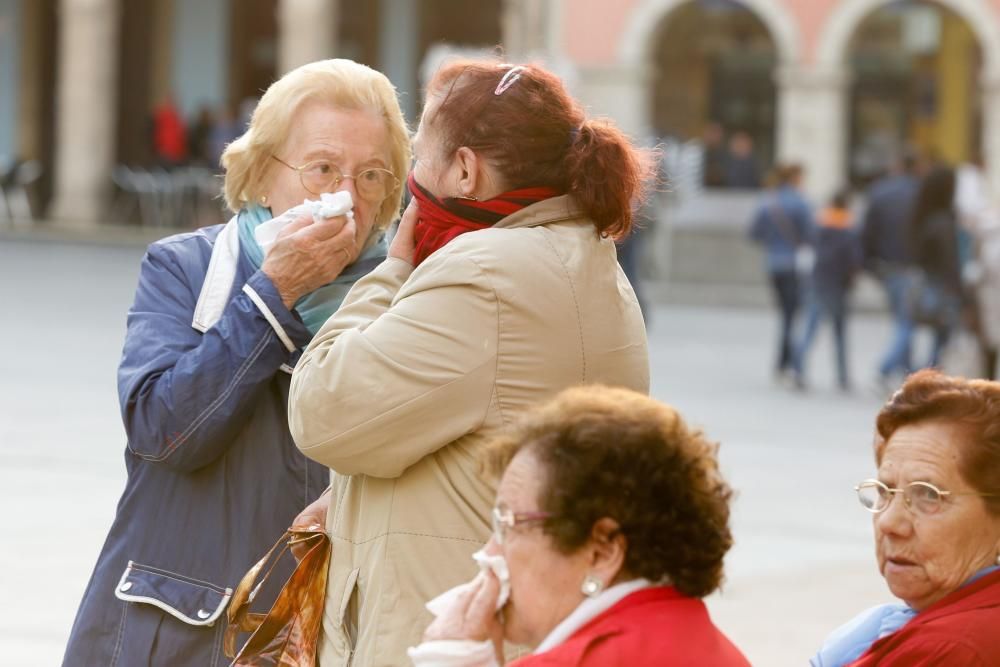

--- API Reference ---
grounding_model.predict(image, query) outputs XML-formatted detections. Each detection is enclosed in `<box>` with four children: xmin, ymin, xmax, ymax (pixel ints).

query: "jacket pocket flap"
<box><xmin>114</xmin><ymin>560</ymin><xmax>233</xmax><ymax>626</ymax></box>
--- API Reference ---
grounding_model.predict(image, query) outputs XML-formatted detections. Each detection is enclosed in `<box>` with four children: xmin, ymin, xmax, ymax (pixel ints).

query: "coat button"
<box><xmin>197</xmin><ymin>609</ymin><xmax>211</xmax><ymax>619</ymax></box>
<box><xmin>119</xmin><ymin>582</ymin><xmax>132</xmax><ymax>592</ymax></box>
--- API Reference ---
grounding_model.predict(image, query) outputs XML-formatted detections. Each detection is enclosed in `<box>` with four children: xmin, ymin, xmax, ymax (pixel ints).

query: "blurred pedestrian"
<box><xmin>151</xmin><ymin>94</ymin><xmax>188</xmax><ymax>168</ymax></box>
<box><xmin>208</xmin><ymin>105</ymin><xmax>241</xmax><ymax>169</ymax></box>
<box><xmin>861</xmin><ymin>153</ymin><xmax>921</xmax><ymax>386</ymax></box>
<box><xmin>702</xmin><ymin>121</ymin><xmax>727</xmax><ymax>188</ymax></box>
<box><xmin>288</xmin><ymin>59</ymin><xmax>651</xmax><ymax>666</ymax></box>
<box><xmin>61</xmin><ymin>59</ymin><xmax>410</xmax><ymax>667</ymax></box>
<box><xmin>725</xmin><ymin>130</ymin><xmax>762</xmax><ymax>189</ymax></box>
<box><xmin>793</xmin><ymin>189</ymin><xmax>862</xmax><ymax>391</ymax></box>
<box><xmin>909</xmin><ymin>166</ymin><xmax>962</xmax><ymax>370</ymax></box>
<box><xmin>186</xmin><ymin>105</ymin><xmax>216</xmax><ymax>167</ymax></box>
<box><xmin>749</xmin><ymin>163</ymin><xmax>814</xmax><ymax>382</ymax></box>
<box><xmin>956</xmin><ymin>159</ymin><xmax>1000</xmax><ymax>379</ymax></box>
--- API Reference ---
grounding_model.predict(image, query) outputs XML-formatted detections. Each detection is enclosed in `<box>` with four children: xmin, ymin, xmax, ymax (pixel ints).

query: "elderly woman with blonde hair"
<box><xmin>61</xmin><ymin>59</ymin><xmax>409</xmax><ymax>667</ymax></box>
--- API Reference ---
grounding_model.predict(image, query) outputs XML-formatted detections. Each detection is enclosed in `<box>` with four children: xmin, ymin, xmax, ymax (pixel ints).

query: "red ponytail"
<box><xmin>427</xmin><ymin>60</ymin><xmax>654</xmax><ymax>240</ymax></box>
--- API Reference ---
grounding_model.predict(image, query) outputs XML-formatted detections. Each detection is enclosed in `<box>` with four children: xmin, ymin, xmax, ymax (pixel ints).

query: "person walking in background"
<box><xmin>792</xmin><ymin>189</ymin><xmax>862</xmax><ymax>391</ymax></box>
<box><xmin>725</xmin><ymin>130</ymin><xmax>762</xmax><ymax>189</ymax></box>
<box><xmin>861</xmin><ymin>153</ymin><xmax>921</xmax><ymax>386</ymax></box>
<box><xmin>956</xmin><ymin>158</ymin><xmax>1000</xmax><ymax>379</ymax></box>
<box><xmin>186</xmin><ymin>105</ymin><xmax>216</xmax><ymax>167</ymax></box>
<box><xmin>702</xmin><ymin>121</ymin><xmax>727</xmax><ymax>188</ymax></box>
<box><xmin>750</xmin><ymin>163</ymin><xmax>814</xmax><ymax>383</ymax></box>
<box><xmin>151</xmin><ymin>94</ymin><xmax>188</xmax><ymax>168</ymax></box>
<box><xmin>909</xmin><ymin>166</ymin><xmax>963</xmax><ymax>370</ymax></box>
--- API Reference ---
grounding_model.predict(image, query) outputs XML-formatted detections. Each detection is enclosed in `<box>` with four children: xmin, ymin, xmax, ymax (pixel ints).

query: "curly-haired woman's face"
<box><xmin>487</xmin><ymin>449</ymin><xmax>592</xmax><ymax>648</ymax></box>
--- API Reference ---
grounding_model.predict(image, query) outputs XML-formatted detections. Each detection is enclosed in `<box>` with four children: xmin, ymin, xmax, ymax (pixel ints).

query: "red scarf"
<box><xmin>408</xmin><ymin>173</ymin><xmax>559</xmax><ymax>266</ymax></box>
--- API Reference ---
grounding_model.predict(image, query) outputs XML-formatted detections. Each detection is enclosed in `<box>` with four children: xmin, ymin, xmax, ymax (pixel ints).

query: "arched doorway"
<box><xmin>846</xmin><ymin>1</ymin><xmax>983</xmax><ymax>185</ymax></box>
<box><xmin>816</xmin><ymin>0</ymin><xmax>1000</xmax><ymax>194</ymax></box>
<box><xmin>649</xmin><ymin>0</ymin><xmax>779</xmax><ymax>188</ymax></box>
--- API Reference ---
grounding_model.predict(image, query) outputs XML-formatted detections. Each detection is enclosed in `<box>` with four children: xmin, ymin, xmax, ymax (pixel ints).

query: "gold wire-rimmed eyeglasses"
<box><xmin>270</xmin><ymin>155</ymin><xmax>398</xmax><ymax>203</ymax></box>
<box><xmin>855</xmin><ymin>478</ymin><xmax>997</xmax><ymax>516</ymax></box>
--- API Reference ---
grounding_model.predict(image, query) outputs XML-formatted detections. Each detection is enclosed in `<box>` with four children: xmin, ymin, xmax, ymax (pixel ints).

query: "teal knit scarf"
<box><xmin>237</xmin><ymin>204</ymin><xmax>387</xmax><ymax>336</ymax></box>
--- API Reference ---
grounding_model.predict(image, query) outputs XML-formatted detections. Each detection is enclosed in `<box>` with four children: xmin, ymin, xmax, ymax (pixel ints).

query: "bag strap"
<box><xmin>223</xmin><ymin>525</ymin><xmax>328</xmax><ymax>658</ymax></box>
<box><xmin>769</xmin><ymin>195</ymin><xmax>803</xmax><ymax>247</ymax></box>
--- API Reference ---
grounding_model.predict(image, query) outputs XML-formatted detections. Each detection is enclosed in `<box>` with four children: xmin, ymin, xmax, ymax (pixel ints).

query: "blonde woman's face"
<box><xmin>266</xmin><ymin>101</ymin><xmax>393</xmax><ymax>241</ymax></box>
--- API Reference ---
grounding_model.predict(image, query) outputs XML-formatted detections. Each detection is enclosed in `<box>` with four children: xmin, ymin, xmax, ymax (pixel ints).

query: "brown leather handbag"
<box><xmin>224</xmin><ymin>524</ymin><xmax>331</xmax><ymax>666</ymax></box>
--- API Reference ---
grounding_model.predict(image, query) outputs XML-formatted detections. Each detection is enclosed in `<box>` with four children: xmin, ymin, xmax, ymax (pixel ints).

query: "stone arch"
<box><xmin>618</xmin><ymin>0</ymin><xmax>801</xmax><ymax>69</ymax></box>
<box><xmin>816</xmin><ymin>0</ymin><xmax>1000</xmax><ymax>78</ymax></box>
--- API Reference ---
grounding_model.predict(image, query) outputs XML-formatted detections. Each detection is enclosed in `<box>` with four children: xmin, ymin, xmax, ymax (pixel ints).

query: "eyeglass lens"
<box><xmin>857</xmin><ymin>481</ymin><xmax>944</xmax><ymax>514</ymax></box>
<box><xmin>299</xmin><ymin>161</ymin><xmax>394</xmax><ymax>201</ymax></box>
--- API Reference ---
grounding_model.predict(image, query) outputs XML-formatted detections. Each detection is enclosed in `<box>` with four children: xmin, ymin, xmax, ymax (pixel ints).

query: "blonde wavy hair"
<box><xmin>221</xmin><ymin>59</ymin><xmax>411</xmax><ymax>229</ymax></box>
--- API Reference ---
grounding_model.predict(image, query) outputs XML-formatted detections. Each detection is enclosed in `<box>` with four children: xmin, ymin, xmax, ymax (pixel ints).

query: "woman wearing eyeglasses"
<box><xmin>812</xmin><ymin>370</ymin><xmax>1000</xmax><ymax>666</ymax></box>
<box><xmin>407</xmin><ymin>385</ymin><xmax>749</xmax><ymax>666</ymax></box>
<box><xmin>288</xmin><ymin>60</ymin><xmax>650</xmax><ymax>665</ymax></box>
<box><xmin>62</xmin><ymin>60</ymin><xmax>409</xmax><ymax>666</ymax></box>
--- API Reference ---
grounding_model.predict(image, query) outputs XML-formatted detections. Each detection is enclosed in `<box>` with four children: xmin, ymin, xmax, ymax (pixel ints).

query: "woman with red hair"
<box><xmin>288</xmin><ymin>60</ymin><xmax>652</xmax><ymax>665</ymax></box>
<box><xmin>814</xmin><ymin>370</ymin><xmax>1000</xmax><ymax>665</ymax></box>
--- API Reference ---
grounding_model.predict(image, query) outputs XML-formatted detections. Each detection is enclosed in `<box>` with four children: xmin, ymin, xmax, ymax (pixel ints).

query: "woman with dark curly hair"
<box><xmin>408</xmin><ymin>385</ymin><xmax>749</xmax><ymax>666</ymax></box>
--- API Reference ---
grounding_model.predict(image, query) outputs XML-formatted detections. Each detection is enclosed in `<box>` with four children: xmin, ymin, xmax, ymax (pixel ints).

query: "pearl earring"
<box><xmin>581</xmin><ymin>574</ymin><xmax>604</xmax><ymax>598</ymax></box>
<box><xmin>259</xmin><ymin>194</ymin><xmax>268</xmax><ymax>205</ymax></box>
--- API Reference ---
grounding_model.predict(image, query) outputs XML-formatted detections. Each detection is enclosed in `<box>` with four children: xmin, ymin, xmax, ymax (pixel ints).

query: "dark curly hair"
<box><xmin>875</xmin><ymin>369</ymin><xmax>1000</xmax><ymax>515</ymax></box>
<box><xmin>485</xmin><ymin>385</ymin><xmax>734</xmax><ymax>598</ymax></box>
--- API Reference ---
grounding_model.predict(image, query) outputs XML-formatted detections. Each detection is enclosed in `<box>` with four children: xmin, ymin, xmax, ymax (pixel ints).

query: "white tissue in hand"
<box><xmin>425</xmin><ymin>549</ymin><xmax>511</xmax><ymax>617</ymax></box>
<box><xmin>255</xmin><ymin>191</ymin><xmax>355</xmax><ymax>254</ymax></box>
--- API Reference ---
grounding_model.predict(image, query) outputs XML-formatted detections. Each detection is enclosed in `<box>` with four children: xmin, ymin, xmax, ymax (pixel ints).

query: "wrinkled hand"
<box><xmin>388</xmin><ymin>199</ymin><xmax>418</xmax><ymax>266</ymax></box>
<box><xmin>423</xmin><ymin>571</ymin><xmax>503</xmax><ymax>651</ymax></box>
<box><xmin>289</xmin><ymin>489</ymin><xmax>331</xmax><ymax>562</ymax></box>
<box><xmin>263</xmin><ymin>212</ymin><xmax>359</xmax><ymax>308</ymax></box>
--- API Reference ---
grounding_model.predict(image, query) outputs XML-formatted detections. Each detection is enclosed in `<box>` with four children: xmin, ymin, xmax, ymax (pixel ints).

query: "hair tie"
<box><xmin>495</xmin><ymin>65</ymin><xmax>526</xmax><ymax>96</ymax></box>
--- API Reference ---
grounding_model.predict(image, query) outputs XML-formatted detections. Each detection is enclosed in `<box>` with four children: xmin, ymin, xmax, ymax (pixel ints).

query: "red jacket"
<box><xmin>849</xmin><ymin>569</ymin><xmax>1000</xmax><ymax>666</ymax></box>
<box><xmin>510</xmin><ymin>586</ymin><xmax>749</xmax><ymax>666</ymax></box>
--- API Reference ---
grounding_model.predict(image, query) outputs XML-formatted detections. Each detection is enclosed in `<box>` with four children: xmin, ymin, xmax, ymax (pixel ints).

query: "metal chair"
<box><xmin>1</xmin><ymin>160</ymin><xmax>43</xmax><ymax>224</ymax></box>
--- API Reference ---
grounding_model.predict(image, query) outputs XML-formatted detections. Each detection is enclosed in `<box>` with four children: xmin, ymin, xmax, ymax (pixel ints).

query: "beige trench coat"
<box><xmin>288</xmin><ymin>195</ymin><xmax>649</xmax><ymax>666</ymax></box>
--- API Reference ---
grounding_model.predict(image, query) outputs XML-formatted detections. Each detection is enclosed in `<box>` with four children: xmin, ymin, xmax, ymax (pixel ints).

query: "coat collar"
<box><xmin>493</xmin><ymin>194</ymin><xmax>585</xmax><ymax>231</ymax></box>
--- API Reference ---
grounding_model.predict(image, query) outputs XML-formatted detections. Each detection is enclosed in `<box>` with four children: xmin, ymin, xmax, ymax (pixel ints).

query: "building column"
<box><xmin>277</xmin><ymin>0</ymin><xmax>337</xmax><ymax>75</ymax></box>
<box><xmin>574</xmin><ymin>64</ymin><xmax>652</xmax><ymax>139</ymax></box>
<box><xmin>502</xmin><ymin>0</ymin><xmax>551</xmax><ymax>61</ymax></box>
<box><xmin>775</xmin><ymin>65</ymin><xmax>850</xmax><ymax>202</ymax></box>
<box><xmin>0</xmin><ymin>0</ymin><xmax>21</xmax><ymax>162</ymax></box>
<box><xmin>50</xmin><ymin>0</ymin><xmax>121</xmax><ymax>224</ymax></box>
<box><xmin>378</xmin><ymin>0</ymin><xmax>418</xmax><ymax>120</ymax></box>
<box><xmin>982</xmin><ymin>72</ymin><xmax>1000</xmax><ymax>201</ymax></box>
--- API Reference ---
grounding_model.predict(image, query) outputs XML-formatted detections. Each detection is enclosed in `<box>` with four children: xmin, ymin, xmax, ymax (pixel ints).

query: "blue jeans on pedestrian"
<box><xmin>878</xmin><ymin>269</ymin><xmax>914</xmax><ymax>377</ymax></box>
<box><xmin>794</xmin><ymin>286</ymin><xmax>849</xmax><ymax>388</ymax></box>
<box><xmin>770</xmin><ymin>270</ymin><xmax>801</xmax><ymax>373</ymax></box>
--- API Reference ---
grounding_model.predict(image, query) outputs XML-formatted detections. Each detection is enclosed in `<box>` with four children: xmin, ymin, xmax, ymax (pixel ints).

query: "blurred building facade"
<box><xmin>1</xmin><ymin>0</ymin><xmax>999</xmax><ymax>225</ymax></box>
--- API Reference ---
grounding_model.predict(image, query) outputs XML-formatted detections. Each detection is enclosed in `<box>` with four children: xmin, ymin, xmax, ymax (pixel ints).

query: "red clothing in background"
<box><xmin>511</xmin><ymin>586</ymin><xmax>750</xmax><ymax>667</ymax></box>
<box><xmin>849</xmin><ymin>569</ymin><xmax>1000</xmax><ymax>666</ymax></box>
<box><xmin>153</xmin><ymin>101</ymin><xmax>187</xmax><ymax>164</ymax></box>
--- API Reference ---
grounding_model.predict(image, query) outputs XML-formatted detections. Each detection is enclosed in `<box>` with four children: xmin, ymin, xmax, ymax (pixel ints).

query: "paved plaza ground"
<box><xmin>1</xmin><ymin>236</ymin><xmax>912</xmax><ymax>665</ymax></box>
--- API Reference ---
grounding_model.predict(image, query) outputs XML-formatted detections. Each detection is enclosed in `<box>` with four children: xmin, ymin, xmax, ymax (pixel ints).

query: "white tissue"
<box><xmin>255</xmin><ymin>191</ymin><xmax>354</xmax><ymax>255</ymax></box>
<box><xmin>426</xmin><ymin>549</ymin><xmax>511</xmax><ymax>617</ymax></box>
